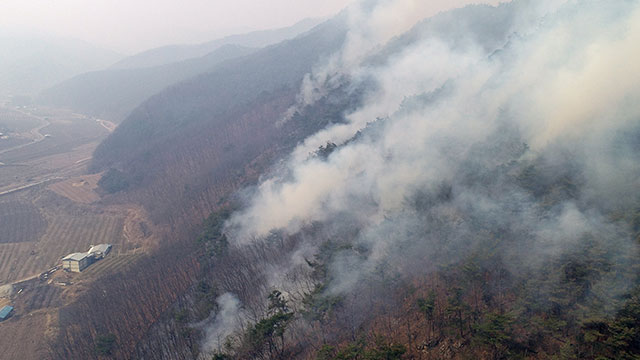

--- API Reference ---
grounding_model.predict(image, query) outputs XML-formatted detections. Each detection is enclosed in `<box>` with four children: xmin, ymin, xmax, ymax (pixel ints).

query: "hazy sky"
<box><xmin>0</xmin><ymin>0</ymin><xmax>352</xmax><ymax>54</ymax></box>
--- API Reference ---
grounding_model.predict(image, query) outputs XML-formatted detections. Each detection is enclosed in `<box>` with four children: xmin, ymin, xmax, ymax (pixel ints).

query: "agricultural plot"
<box><xmin>0</xmin><ymin>214</ymin><xmax>125</xmax><ymax>283</ymax></box>
<box><xmin>0</xmin><ymin>108</ymin><xmax>42</xmax><ymax>152</ymax></box>
<box><xmin>0</xmin><ymin>107</ymin><xmax>41</xmax><ymax>133</ymax></box>
<box><xmin>0</xmin><ymin>200</ymin><xmax>47</xmax><ymax>243</ymax></box>
<box><xmin>0</xmin><ymin>115</ymin><xmax>107</xmax><ymax>164</ymax></box>
<box><xmin>48</xmin><ymin>173</ymin><xmax>102</xmax><ymax>204</ymax></box>
<box><xmin>0</xmin><ymin>243</ymin><xmax>34</xmax><ymax>284</ymax></box>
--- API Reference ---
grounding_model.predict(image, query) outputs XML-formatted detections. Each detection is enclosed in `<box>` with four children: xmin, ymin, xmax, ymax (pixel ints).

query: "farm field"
<box><xmin>0</xmin><ymin>105</ymin><xmax>138</xmax><ymax>285</ymax></box>
<box><xmin>0</xmin><ymin>211</ymin><xmax>125</xmax><ymax>283</ymax></box>
<box><xmin>0</xmin><ymin>112</ymin><xmax>108</xmax><ymax>164</ymax></box>
<box><xmin>0</xmin><ymin>104</ymin><xmax>154</xmax><ymax>360</ymax></box>
<box><xmin>0</xmin><ymin>137</ymin><xmax>30</xmax><ymax>152</ymax></box>
<box><xmin>48</xmin><ymin>173</ymin><xmax>101</xmax><ymax>203</ymax></box>
<box><xmin>0</xmin><ymin>105</ymin><xmax>107</xmax><ymax>191</ymax></box>
<box><xmin>0</xmin><ymin>108</ymin><xmax>43</xmax><ymax>152</ymax></box>
<box><xmin>0</xmin><ymin>107</ymin><xmax>41</xmax><ymax>133</ymax></box>
<box><xmin>0</xmin><ymin>105</ymin><xmax>155</xmax><ymax>359</ymax></box>
<box><xmin>0</xmin><ymin>200</ymin><xmax>47</xmax><ymax>243</ymax></box>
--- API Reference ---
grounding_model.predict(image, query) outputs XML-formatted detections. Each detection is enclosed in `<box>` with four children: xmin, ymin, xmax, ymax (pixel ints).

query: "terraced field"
<box><xmin>0</xmin><ymin>214</ymin><xmax>125</xmax><ymax>283</ymax></box>
<box><xmin>0</xmin><ymin>200</ymin><xmax>47</xmax><ymax>243</ymax></box>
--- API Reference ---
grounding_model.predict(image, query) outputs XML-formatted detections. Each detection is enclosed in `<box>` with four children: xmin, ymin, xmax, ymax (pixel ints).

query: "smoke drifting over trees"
<box><xmin>195</xmin><ymin>0</ymin><xmax>640</xmax><ymax>358</ymax></box>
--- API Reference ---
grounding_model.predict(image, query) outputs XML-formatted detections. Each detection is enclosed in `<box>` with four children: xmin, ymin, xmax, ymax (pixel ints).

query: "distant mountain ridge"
<box><xmin>37</xmin><ymin>17</ymin><xmax>326</xmax><ymax>122</ymax></box>
<box><xmin>109</xmin><ymin>18</ymin><xmax>324</xmax><ymax>70</ymax></box>
<box><xmin>0</xmin><ymin>34</ymin><xmax>122</xmax><ymax>96</ymax></box>
<box><xmin>38</xmin><ymin>44</ymin><xmax>256</xmax><ymax>122</ymax></box>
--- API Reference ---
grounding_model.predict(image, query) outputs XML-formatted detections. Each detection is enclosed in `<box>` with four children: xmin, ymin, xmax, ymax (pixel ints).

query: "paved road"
<box><xmin>0</xmin><ymin>177</ymin><xmax>63</xmax><ymax>197</ymax></box>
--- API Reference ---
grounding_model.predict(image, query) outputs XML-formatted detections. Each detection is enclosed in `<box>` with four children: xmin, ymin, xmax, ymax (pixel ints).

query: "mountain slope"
<box><xmin>38</xmin><ymin>44</ymin><xmax>256</xmax><ymax>122</ymax></box>
<box><xmin>54</xmin><ymin>1</ymin><xmax>640</xmax><ymax>359</ymax></box>
<box><xmin>46</xmin><ymin>16</ymin><xmax>353</xmax><ymax>359</ymax></box>
<box><xmin>90</xmin><ymin>16</ymin><xmax>349</xmax><ymax>217</ymax></box>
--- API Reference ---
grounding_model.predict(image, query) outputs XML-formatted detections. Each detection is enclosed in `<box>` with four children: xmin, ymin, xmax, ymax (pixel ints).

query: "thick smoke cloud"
<box><xmin>228</xmin><ymin>0</ymin><xmax>640</xmax><ymax>241</ymax></box>
<box><xmin>212</xmin><ymin>0</ymin><xmax>640</xmax><ymax>350</ymax></box>
<box><xmin>283</xmin><ymin>0</ymin><xmax>504</xmax><ymax>124</ymax></box>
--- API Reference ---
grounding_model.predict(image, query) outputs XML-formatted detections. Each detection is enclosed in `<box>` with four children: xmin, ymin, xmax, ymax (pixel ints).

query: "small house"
<box><xmin>0</xmin><ymin>306</ymin><xmax>13</xmax><ymax>321</ymax></box>
<box><xmin>62</xmin><ymin>252</ymin><xmax>93</xmax><ymax>272</ymax></box>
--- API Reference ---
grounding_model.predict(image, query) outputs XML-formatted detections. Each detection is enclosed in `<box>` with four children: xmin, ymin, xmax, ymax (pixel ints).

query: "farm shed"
<box><xmin>88</xmin><ymin>244</ymin><xmax>112</xmax><ymax>259</ymax></box>
<box><xmin>0</xmin><ymin>305</ymin><xmax>13</xmax><ymax>321</ymax></box>
<box><xmin>62</xmin><ymin>252</ymin><xmax>93</xmax><ymax>272</ymax></box>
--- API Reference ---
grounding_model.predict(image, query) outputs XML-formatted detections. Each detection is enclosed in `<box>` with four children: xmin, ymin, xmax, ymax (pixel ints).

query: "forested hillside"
<box><xmin>172</xmin><ymin>1</ymin><xmax>640</xmax><ymax>359</ymax></box>
<box><xmin>89</xmin><ymin>15</ymin><xmax>350</xmax><ymax>228</ymax></box>
<box><xmin>39</xmin><ymin>16</ymin><xmax>353</xmax><ymax>359</ymax></box>
<box><xmin>70</xmin><ymin>1</ymin><xmax>640</xmax><ymax>359</ymax></box>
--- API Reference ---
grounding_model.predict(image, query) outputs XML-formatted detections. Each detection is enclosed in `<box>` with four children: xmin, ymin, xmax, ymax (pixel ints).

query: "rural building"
<box><xmin>61</xmin><ymin>244</ymin><xmax>112</xmax><ymax>272</ymax></box>
<box><xmin>62</xmin><ymin>252</ymin><xmax>93</xmax><ymax>272</ymax></box>
<box><xmin>0</xmin><ymin>305</ymin><xmax>13</xmax><ymax>321</ymax></box>
<box><xmin>88</xmin><ymin>244</ymin><xmax>112</xmax><ymax>259</ymax></box>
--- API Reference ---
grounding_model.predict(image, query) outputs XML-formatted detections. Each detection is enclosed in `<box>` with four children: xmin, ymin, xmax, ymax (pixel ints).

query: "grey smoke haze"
<box><xmin>227</xmin><ymin>0</ymin><xmax>640</xmax><ymax>241</ymax></box>
<box><xmin>217</xmin><ymin>0</ymin><xmax>639</xmax><ymax>317</ymax></box>
<box><xmin>0</xmin><ymin>0</ymin><xmax>352</xmax><ymax>53</ymax></box>
<box><xmin>196</xmin><ymin>0</ymin><xmax>640</xmax><ymax>352</ymax></box>
<box><xmin>198</xmin><ymin>293</ymin><xmax>246</xmax><ymax>357</ymax></box>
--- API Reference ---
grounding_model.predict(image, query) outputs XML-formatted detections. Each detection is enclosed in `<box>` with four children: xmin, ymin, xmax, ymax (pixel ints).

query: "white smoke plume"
<box><xmin>198</xmin><ymin>293</ymin><xmax>246</xmax><ymax>356</ymax></box>
<box><xmin>206</xmin><ymin>6</ymin><xmax>640</xmax><ymax>355</ymax></box>
<box><xmin>281</xmin><ymin>0</ymin><xmax>507</xmax><ymax>125</ymax></box>
<box><xmin>227</xmin><ymin>0</ymin><xmax>640</xmax><ymax>245</ymax></box>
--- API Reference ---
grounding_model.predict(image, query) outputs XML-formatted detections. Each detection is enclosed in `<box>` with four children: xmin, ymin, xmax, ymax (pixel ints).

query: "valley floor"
<box><xmin>0</xmin><ymin>105</ymin><xmax>155</xmax><ymax>359</ymax></box>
